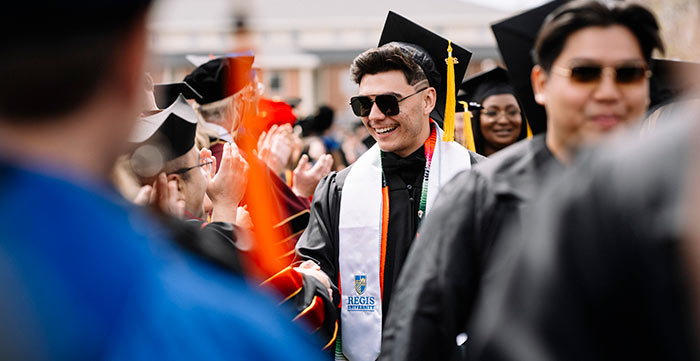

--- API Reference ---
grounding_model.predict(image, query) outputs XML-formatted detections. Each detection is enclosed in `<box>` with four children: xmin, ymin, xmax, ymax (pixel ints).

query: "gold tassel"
<box><xmin>525</xmin><ymin>118</ymin><xmax>533</xmax><ymax>139</ymax></box>
<box><xmin>459</xmin><ymin>101</ymin><xmax>476</xmax><ymax>152</ymax></box>
<box><xmin>442</xmin><ymin>41</ymin><xmax>456</xmax><ymax>142</ymax></box>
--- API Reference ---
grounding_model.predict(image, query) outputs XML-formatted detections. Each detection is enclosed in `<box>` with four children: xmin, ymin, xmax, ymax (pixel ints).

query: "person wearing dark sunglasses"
<box><xmin>379</xmin><ymin>1</ymin><xmax>666</xmax><ymax>360</ymax></box>
<box><xmin>530</xmin><ymin>0</ymin><xmax>663</xmax><ymax>164</ymax></box>
<box><xmin>292</xmin><ymin>12</ymin><xmax>485</xmax><ymax>360</ymax></box>
<box><xmin>349</xmin><ymin>86</ymin><xmax>428</xmax><ymax>118</ymax></box>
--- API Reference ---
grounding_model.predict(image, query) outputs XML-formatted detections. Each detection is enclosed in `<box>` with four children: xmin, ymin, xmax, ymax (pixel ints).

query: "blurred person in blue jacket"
<box><xmin>0</xmin><ymin>1</ymin><xmax>325</xmax><ymax>360</ymax></box>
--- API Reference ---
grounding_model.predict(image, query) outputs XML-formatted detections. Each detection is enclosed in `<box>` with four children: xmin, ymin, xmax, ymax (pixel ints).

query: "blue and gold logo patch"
<box><xmin>348</xmin><ymin>274</ymin><xmax>375</xmax><ymax>312</ymax></box>
<box><xmin>354</xmin><ymin>274</ymin><xmax>367</xmax><ymax>295</ymax></box>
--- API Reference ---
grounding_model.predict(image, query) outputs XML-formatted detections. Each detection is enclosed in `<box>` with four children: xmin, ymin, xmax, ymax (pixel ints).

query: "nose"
<box><xmin>367</xmin><ymin>101</ymin><xmax>386</xmax><ymax>122</ymax></box>
<box><xmin>592</xmin><ymin>68</ymin><xmax>622</xmax><ymax>102</ymax></box>
<box><xmin>494</xmin><ymin>112</ymin><xmax>510</xmax><ymax>124</ymax></box>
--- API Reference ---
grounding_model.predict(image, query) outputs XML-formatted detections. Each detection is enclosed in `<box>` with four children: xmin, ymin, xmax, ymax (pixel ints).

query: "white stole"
<box><xmin>338</xmin><ymin>127</ymin><xmax>471</xmax><ymax>361</ymax></box>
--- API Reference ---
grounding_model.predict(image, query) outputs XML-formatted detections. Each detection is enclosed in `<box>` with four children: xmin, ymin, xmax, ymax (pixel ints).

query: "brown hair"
<box><xmin>534</xmin><ymin>0</ymin><xmax>664</xmax><ymax>72</ymax></box>
<box><xmin>350</xmin><ymin>43</ymin><xmax>428</xmax><ymax>86</ymax></box>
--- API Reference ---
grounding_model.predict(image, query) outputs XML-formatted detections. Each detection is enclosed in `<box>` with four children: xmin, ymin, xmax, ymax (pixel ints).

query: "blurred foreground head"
<box><xmin>0</xmin><ymin>0</ymin><xmax>153</xmax><ymax>176</ymax></box>
<box><xmin>531</xmin><ymin>0</ymin><xmax>663</xmax><ymax>161</ymax></box>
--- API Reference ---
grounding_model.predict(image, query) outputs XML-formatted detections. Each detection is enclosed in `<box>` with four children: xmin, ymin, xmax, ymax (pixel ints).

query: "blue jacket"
<box><xmin>0</xmin><ymin>163</ymin><xmax>324</xmax><ymax>361</ymax></box>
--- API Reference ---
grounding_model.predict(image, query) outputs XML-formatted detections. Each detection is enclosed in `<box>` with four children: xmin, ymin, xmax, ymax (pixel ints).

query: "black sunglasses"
<box><xmin>169</xmin><ymin>160</ymin><xmax>214</xmax><ymax>175</ymax></box>
<box><xmin>552</xmin><ymin>64</ymin><xmax>652</xmax><ymax>84</ymax></box>
<box><xmin>350</xmin><ymin>87</ymin><xmax>428</xmax><ymax>117</ymax></box>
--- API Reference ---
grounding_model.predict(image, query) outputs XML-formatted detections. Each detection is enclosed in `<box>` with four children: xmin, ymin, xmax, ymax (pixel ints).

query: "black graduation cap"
<box><xmin>491</xmin><ymin>0</ymin><xmax>568</xmax><ymax>135</ymax></box>
<box><xmin>184</xmin><ymin>51</ymin><xmax>255</xmax><ymax>105</ymax></box>
<box><xmin>458</xmin><ymin>67</ymin><xmax>516</xmax><ymax>109</ymax></box>
<box><xmin>455</xmin><ymin>67</ymin><xmax>530</xmax><ymax>153</ymax></box>
<box><xmin>153</xmin><ymin>82</ymin><xmax>203</xmax><ymax>109</ymax></box>
<box><xmin>129</xmin><ymin>94</ymin><xmax>198</xmax><ymax>165</ymax></box>
<box><xmin>649</xmin><ymin>59</ymin><xmax>700</xmax><ymax>113</ymax></box>
<box><xmin>455</xmin><ymin>84</ymin><xmax>479</xmax><ymax>112</ymax></box>
<box><xmin>378</xmin><ymin>11</ymin><xmax>472</xmax><ymax>126</ymax></box>
<box><xmin>492</xmin><ymin>0</ymin><xmax>692</xmax><ymax>133</ymax></box>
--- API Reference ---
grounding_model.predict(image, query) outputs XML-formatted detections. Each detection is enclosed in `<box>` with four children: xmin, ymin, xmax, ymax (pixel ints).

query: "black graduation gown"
<box><xmin>164</xmin><ymin>216</ymin><xmax>247</xmax><ymax>274</ymax></box>
<box><xmin>295</xmin><ymin>146</ymin><xmax>485</xmax><ymax>344</ymax></box>
<box><xmin>379</xmin><ymin>135</ymin><xmax>563</xmax><ymax>361</ymax></box>
<box><xmin>467</xmin><ymin>117</ymin><xmax>699</xmax><ymax>361</ymax></box>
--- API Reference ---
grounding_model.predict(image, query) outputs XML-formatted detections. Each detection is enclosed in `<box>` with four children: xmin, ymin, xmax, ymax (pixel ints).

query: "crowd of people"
<box><xmin>3</xmin><ymin>0</ymin><xmax>700</xmax><ymax>360</ymax></box>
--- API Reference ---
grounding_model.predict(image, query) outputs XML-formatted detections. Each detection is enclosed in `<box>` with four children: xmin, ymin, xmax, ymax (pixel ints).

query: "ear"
<box><xmin>531</xmin><ymin>65</ymin><xmax>548</xmax><ymax>106</ymax></box>
<box><xmin>167</xmin><ymin>173</ymin><xmax>184</xmax><ymax>192</ymax></box>
<box><xmin>423</xmin><ymin>87</ymin><xmax>437</xmax><ymax>116</ymax></box>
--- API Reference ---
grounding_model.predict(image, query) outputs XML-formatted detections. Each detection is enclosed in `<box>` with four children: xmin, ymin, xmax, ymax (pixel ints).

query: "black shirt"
<box><xmin>381</xmin><ymin>146</ymin><xmax>426</xmax><ymax>321</ymax></box>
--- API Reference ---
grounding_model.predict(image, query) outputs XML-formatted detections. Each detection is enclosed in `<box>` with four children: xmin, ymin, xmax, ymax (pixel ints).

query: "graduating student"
<box><xmin>293</xmin><ymin>11</ymin><xmax>483</xmax><ymax>361</ymax></box>
<box><xmin>456</xmin><ymin>67</ymin><xmax>529</xmax><ymax>157</ymax></box>
<box><xmin>466</xmin><ymin>101</ymin><xmax>700</xmax><ymax>361</ymax></box>
<box><xmin>380</xmin><ymin>1</ymin><xmax>665</xmax><ymax>360</ymax></box>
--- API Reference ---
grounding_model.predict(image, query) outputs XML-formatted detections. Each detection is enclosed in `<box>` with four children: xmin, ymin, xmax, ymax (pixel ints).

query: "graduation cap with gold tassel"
<box><xmin>456</xmin><ymin>67</ymin><xmax>531</xmax><ymax>154</ymax></box>
<box><xmin>443</xmin><ymin>41</ymin><xmax>457</xmax><ymax>142</ymax></box>
<box><xmin>378</xmin><ymin>11</ymin><xmax>471</xmax><ymax>141</ymax></box>
<box><xmin>457</xmin><ymin>101</ymin><xmax>477</xmax><ymax>151</ymax></box>
<box><xmin>490</xmin><ymin>0</ymin><xmax>568</xmax><ymax>134</ymax></box>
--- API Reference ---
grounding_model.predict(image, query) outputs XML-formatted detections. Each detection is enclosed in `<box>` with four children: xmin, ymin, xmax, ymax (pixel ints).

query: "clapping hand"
<box><xmin>292</xmin><ymin>154</ymin><xmax>333</xmax><ymax>197</ymax></box>
<box><xmin>133</xmin><ymin>172</ymin><xmax>186</xmax><ymax>218</ymax></box>
<box><xmin>257</xmin><ymin>124</ymin><xmax>294</xmax><ymax>175</ymax></box>
<box><xmin>206</xmin><ymin>142</ymin><xmax>249</xmax><ymax>223</ymax></box>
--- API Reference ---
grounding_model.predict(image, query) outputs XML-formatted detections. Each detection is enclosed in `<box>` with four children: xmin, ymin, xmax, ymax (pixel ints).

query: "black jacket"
<box><xmin>380</xmin><ymin>135</ymin><xmax>563</xmax><ymax>361</ymax></box>
<box><xmin>468</xmin><ymin>117</ymin><xmax>699</xmax><ymax>361</ymax></box>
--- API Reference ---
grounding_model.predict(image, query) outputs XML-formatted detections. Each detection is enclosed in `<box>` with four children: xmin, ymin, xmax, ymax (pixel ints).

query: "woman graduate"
<box><xmin>456</xmin><ymin>66</ymin><xmax>529</xmax><ymax>157</ymax></box>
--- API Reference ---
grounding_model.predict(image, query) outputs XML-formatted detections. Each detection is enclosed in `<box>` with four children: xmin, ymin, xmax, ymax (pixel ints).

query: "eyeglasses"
<box><xmin>349</xmin><ymin>87</ymin><xmax>428</xmax><ymax>117</ymax></box>
<box><xmin>169</xmin><ymin>160</ymin><xmax>214</xmax><ymax>175</ymax></box>
<box><xmin>551</xmin><ymin>64</ymin><xmax>652</xmax><ymax>84</ymax></box>
<box><xmin>481</xmin><ymin>108</ymin><xmax>521</xmax><ymax>120</ymax></box>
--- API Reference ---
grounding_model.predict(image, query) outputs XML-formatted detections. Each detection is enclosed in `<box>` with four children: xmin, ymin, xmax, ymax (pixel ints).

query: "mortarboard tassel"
<box><xmin>525</xmin><ymin>118</ymin><xmax>533</xmax><ymax>139</ymax></box>
<box><xmin>442</xmin><ymin>41</ymin><xmax>456</xmax><ymax>142</ymax></box>
<box><xmin>459</xmin><ymin>101</ymin><xmax>476</xmax><ymax>152</ymax></box>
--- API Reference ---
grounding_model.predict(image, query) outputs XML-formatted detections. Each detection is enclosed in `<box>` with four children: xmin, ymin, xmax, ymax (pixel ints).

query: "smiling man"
<box><xmin>379</xmin><ymin>1</ymin><xmax>666</xmax><ymax>360</ymax></box>
<box><xmin>293</xmin><ymin>12</ymin><xmax>484</xmax><ymax>361</ymax></box>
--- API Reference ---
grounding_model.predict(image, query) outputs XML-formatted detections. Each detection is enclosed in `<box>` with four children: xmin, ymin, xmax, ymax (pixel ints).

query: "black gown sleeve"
<box><xmin>380</xmin><ymin>169</ymin><xmax>502</xmax><ymax>361</ymax></box>
<box><xmin>168</xmin><ymin>218</ymin><xmax>245</xmax><ymax>274</ymax></box>
<box><xmin>469</xmin><ymin>141</ymin><xmax>697</xmax><ymax>361</ymax></box>
<box><xmin>468</xmin><ymin>149</ymin><xmax>488</xmax><ymax>165</ymax></box>
<box><xmin>295</xmin><ymin>169</ymin><xmax>347</xmax><ymax>310</ymax></box>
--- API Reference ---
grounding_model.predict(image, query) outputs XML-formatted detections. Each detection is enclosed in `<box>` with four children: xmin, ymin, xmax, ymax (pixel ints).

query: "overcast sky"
<box><xmin>458</xmin><ymin>0</ymin><xmax>547</xmax><ymax>11</ymax></box>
